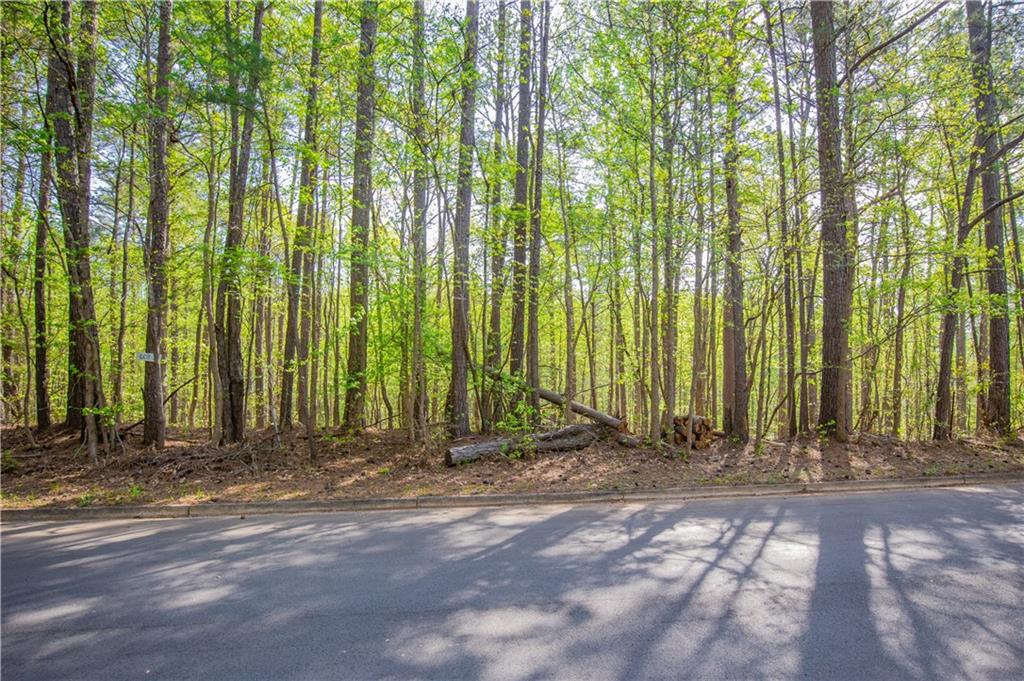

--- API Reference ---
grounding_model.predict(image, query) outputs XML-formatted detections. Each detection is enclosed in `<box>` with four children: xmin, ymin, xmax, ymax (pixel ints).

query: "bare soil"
<box><xmin>2</xmin><ymin>425</ymin><xmax>1022</xmax><ymax>510</ymax></box>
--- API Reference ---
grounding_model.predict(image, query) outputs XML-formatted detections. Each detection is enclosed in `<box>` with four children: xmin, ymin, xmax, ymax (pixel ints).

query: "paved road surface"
<box><xmin>3</xmin><ymin>485</ymin><xmax>1022</xmax><ymax>680</ymax></box>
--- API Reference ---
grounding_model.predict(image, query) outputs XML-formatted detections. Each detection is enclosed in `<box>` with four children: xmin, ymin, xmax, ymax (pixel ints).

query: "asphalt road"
<box><xmin>3</xmin><ymin>484</ymin><xmax>1022</xmax><ymax>681</ymax></box>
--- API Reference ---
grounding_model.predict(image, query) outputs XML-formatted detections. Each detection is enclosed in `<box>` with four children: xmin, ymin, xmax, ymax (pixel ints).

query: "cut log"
<box><xmin>445</xmin><ymin>424</ymin><xmax>600</xmax><ymax>466</ymax></box>
<box><xmin>536</xmin><ymin>387</ymin><xmax>627</xmax><ymax>431</ymax></box>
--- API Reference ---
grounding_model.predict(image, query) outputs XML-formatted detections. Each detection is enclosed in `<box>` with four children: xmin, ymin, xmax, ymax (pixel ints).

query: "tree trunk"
<box><xmin>446</xmin><ymin>424</ymin><xmax>600</xmax><ymax>466</ymax></box>
<box><xmin>967</xmin><ymin>0</ymin><xmax>1010</xmax><ymax>435</ymax></box>
<box><xmin>280</xmin><ymin>0</ymin><xmax>322</xmax><ymax>429</ymax></box>
<box><xmin>722</xmin><ymin>23</ymin><xmax>748</xmax><ymax>443</ymax></box>
<box><xmin>763</xmin><ymin>0</ymin><xmax>796</xmax><ymax>438</ymax></box>
<box><xmin>448</xmin><ymin>0</ymin><xmax>479</xmax><ymax>438</ymax></box>
<box><xmin>46</xmin><ymin>0</ymin><xmax>107</xmax><ymax>461</ymax></box>
<box><xmin>410</xmin><ymin>0</ymin><xmax>429</xmax><ymax>440</ymax></box>
<box><xmin>482</xmin><ymin>0</ymin><xmax>508</xmax><ymax>433</ymax></box>
<box><xmin>525</xmin><ymin>0</ymin><xmax>549</xmax><ymax>420</ymax></box>
<box><xmin>142</xmin><ymin>0</ymin><xmax>173</xmax><ymax>448</ymax></box>
<box><xmin>342</xmin><ymin>0</ymin><xmax>378</xmax><ymax>433</ymax></box>
<box><xmin>508</xmin><ymin>0</ymin><xmax>532</xmax><ymax>386</ymax></box>
<box><xmin>811</xmin><ymin>0</ymin><xmax>850</xmax><ymax>441</ymax></box>
<box><xmin>215</xmin><ymin>0</ymin><xmax>264</xmax><ymax>443</ymax></box>
<box><xmin>33</xmin><ymin>136</ymin><xmax>52</xmax><ymax>430</ymax></box>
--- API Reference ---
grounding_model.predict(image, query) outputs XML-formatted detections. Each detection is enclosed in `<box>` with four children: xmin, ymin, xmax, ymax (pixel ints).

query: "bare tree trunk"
<box><xmin>342</xmin><ymin>0</ymin><xmax>378</xmax><ymax>433</ymax></box>
<box><xmin>280</xmin><ymin>0</ymin><xmax>322</xmax><ymax>430</ymax></box>
<box><xmin>142</xmin><ymin>0</ymin><xmax>173</xmax><ymax>448</ymax></box>
<box><xmin>33</xmin><ymin>135</ymin><xmax>52</xmax><ymax>430</ymax></box>
<box><xmin>646</xmin><ymin>23</ymin><xmax>661</xmax><ymax>444</ymax></box>
<box><xmin>525</xmin><ymin>0</ymin><xmax>549</xmax><ymax>422</ymax></box>
<box><xmin>410</xmin><ymin>0</ymin><xmax>429</xmax><ymax>440</ymax></box>
<box><xmin>46</xmin><ymin>0</ymin><xmax>107</xmax><ymax>461</ymax></box>
<box><xmin>554</xmin><ymin>110</ymin><xmax>576</xmax><ymax>422</ymax></box>
<box><xmin>811</xmin><ymin>0</ymin><xmax>850</xmax><ymax>441</ymax></box>
<box><xmin>967</xmin><ymin>0</ymin><xmax>1010</xmax><ymax>435</ymax></box>
<box><xmin>891</xmin><ymin>177</ymin><xmax>913</xmax><ymax>437</ymax></box>
<box><xmin>508</xmin><ymin>0</ymin><xmax>532</xmax><ymax>388</ymax></box>
<box><xmin>215</xmin><ymin>0</ymin><xmax>264</xmax><ymax>443</ymax></box>
<box><xmin>482</xmin><ymin>0</ymin><xmax>508</xmax><ymax>433</ymax></box>
<box><xmin>763</xmin><ymin>0</ymin><xmax>796</xmax><ymax>438</ymax></box>
<box><xmin>448</xmin><ymin>0</ymin><xmax>479</xmax><ymax>438</ymax></box>
<box><xmin>722</xmin><ymin>22</ymin><xmax>748</xmax><ymax>443</ymax></box>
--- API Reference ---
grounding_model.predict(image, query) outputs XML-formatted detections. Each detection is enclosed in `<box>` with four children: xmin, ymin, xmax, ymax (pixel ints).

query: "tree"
<box><xmin>142</xmin><ymin>0</ymin><xmax>174</xmax><ymax>448</ymax></box>
<box><xmin>342</xmin><ymin>0</ymin><xmax>378</xmax><ymax>433</ymax></box>
<box><xmin>214</xmin><ymin>0</ymin><xmax>265</xmax><ymax>444</ymax></box>
<box><xmin>448</xmin><ymin>0</ymin><xmax>479</xmax><ymax>438</ymax></box>
<box><xmin>410</xmin><ymin>0</ymin><xmax>428</xmax><ymax>441</ymax></box>
<box><xmin>482</xmin><ymin>0</ymin><xmax>509</xmax><ymax>432</ymax></box>
<box><xmin>811</xmin><ymin>0</ymin><xmax>850</xmax><ymax>441</ymax></box>
<box><xmin>508</xmin><ymin>0</ymin><xmax>532</xmax><ymax>389</ymax></box>
<box><xmin>967</xmin><ymin>0</ymin><xmax>1010</xmax><ymax>435</ymax></box>
<box><xmin>722</xmin><ymin>17</ymin><xmax>749</xmax><ymax>444</ymax></box>
<box><xmin>526</xmin><ymin>0</ymin><xmax>549</xmax><ymax>418</ymax></box>
<box><xmin>45</xmin><ymin>0</ymin><xmax>109</xmax><ymax>461</ymax></box>
<box><xmin>33</xmin><ymin>106</ymin><xmax>52</xmax><ymax>431</ymax></box>
<box><xmin>281</xmin><ymin>0</ymin><xmax>323</xmax><ymax>429</ymax></box>
<box><xmin>763</xmin><ymin>0</ymin><xmax>797</xmax><ymax>438</ymax></box>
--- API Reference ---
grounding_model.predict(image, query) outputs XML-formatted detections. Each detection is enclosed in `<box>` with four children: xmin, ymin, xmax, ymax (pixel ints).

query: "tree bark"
<box><xmin>967</xmin><ymin>0</ymin><xmax>1010</xmax><ymax>435</ymax></box>
<box><xmin>446</xmin><ymin>424</ymin><xmax>600</xmax><ymax>466</ymax></box>
<box><xmin>280</xmin><ymin>0</ymin><xmax>322</xmax><ymax>429</ymax></box>
<box><xmin>448</xmin><ymin>0</ymin><xmax>479</xmax><ymax>438</ymax></box>
<box><xmin>763</xmin><ymin>0</ymin><xmax>796</xmax><ymax>438</ymax></box>
<box><xmin>508</xmin><ymin>0</ymin><xmax>532</xmax><ymax>386</ymax></box>
<box><xmin>722</xmin><ymin>22</ymin><xmax>748</xmax><ymax>443</ymax></box>
<box><xmin>811</xmin><ymin>0</ymin><xmax>850</xmax><ymax>441</ymax></box>
<box><xmin>525</xmin><ymin>0</ymin><xmax>549</xmax><ymax>420</ymax></box>
<box><xmin>342</xmin><ymin>0</ymin><xmax>378</xmax><ymax>433</ymax></box>
<box><xmin>410</xmin><ymin>0</ymin><xmax>428</xmax><ymax>440</ymax></box>
<box><xmin>142</xmin><ymin>0</ymin><xmax>173</xmax><ymax>448</ymax></box>
<box><xmin>46</xmin><ymin>0</ymin><xmax>107</xmax><ymax>461</ymax></box>
<box><xmin>215</xmin><ymin>0</ymin><xmax>264</xmax><ymax>443</ymax></box>
<box><xmin>33</xmin><ymin>133</ymin><xmax>52</xmax><ymax>430</ymax></box>
<box><xmin>482</xmin><ymin>0</ymin><xmax>508</xmax><ymax>433</ymax></box>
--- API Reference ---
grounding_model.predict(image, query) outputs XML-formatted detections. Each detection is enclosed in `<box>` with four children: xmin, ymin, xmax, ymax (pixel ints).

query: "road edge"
<box><xmin>3</xmin><ymin>471</ymin><xmax>1022</xmax><ymax>522</ymax></box>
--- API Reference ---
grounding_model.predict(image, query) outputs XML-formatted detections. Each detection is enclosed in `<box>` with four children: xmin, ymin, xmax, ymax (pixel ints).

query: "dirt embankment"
<box><xmin>2</xmin><ymin>425</ymin><xmax>1022</xmax><ymax>509</ymax></box>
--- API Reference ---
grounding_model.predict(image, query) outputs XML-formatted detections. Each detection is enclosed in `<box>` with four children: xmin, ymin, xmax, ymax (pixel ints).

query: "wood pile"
<box><xmin>670</xmin><ymin>415</ymin><xmax>719</xmax><ymax>449</ymax></box>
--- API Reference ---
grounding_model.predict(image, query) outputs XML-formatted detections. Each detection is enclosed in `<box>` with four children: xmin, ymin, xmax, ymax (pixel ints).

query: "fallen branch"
<box><xmin>536</xmin><ymin>387</ymin><xmax>628</xmax><ymax>431</ymax></box>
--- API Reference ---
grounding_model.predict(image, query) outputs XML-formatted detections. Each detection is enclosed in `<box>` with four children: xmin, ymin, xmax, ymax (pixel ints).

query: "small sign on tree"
<box><xmin>136</xmin><ymin>351</ymin><xmax>155</xmax><ymax>362</ymax></box>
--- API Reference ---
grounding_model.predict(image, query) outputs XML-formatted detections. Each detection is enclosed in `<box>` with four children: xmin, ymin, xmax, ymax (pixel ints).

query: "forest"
<box><xmin>1</xmin><ymin>0</ymin><xmax>1023</xmax><ymax>492</ymax></box>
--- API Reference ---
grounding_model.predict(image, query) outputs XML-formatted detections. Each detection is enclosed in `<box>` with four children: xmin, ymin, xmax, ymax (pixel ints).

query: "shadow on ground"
<box><xmin>2</xmin><ymin>485</ymin><xmax>1022</xmax><ymax>680</ymax></box>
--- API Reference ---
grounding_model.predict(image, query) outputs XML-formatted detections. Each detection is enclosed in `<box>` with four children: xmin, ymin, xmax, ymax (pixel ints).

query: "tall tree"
<box><xmin>763</xmin><ymin>0</ymin><xmax>797</xmax><ymax>438</ymax></box>
<box><xmin>811</xmin><ymin>0</ymin><xmax>850</xmax><ymax>441</ymax></box>
<box><xmin>967</xmin><ymin>0</ymin><xmax>1010</xmax><ymax>435</ymax></box>
<box><xmin>215</xmin><ymin>0</ymin><xmax>264</xmax><ymax>443</ymax></box>
<box><xmin>342</xmin><ymin>0</ymin><xmax>378</xmax><ymax>433</ymax></box>
<box><xmin>411</xmin><ymin>0</ymin><xmax>428</xmax><ymax>441</ymax></box>
<box><xmin>722</xmin><ymin>18</ymin><xmax>748</xmax><ymax>443</ymax></box>
<box><xmin>508</xmin><ymin>0</ymin><xmax>532</xmax><ymax>388</ymax></box>
<box><xmin>280</xmin><ymin>0</ymin><xmax>323</xmax><ymax>429</ymax></box>
<box><xmin>526</xmin><ymin>0</ymin><xmax>549</xmax><ymax>417</ymax></box>
<box><xmin>45</xmin><ymin>0</ymin><xmax>108</xmax><ymax>461</ymax></box>
<box><xmin>482</xmin><ymin>0</ymin><xmax>508</xmax><ymax>432</ymax></box>
<box><xmin>33</xmin><ymin>111</ymin><xmax>52</xmax><ymax>431</ymax></box>
<box><xmin>448</xmin><ymin>0</ymin><xmax>479</xmax><ymax>438</ymax></box>
<box><xmin>142</xmin><ymin>0</ymin><xmax>174</xmax><ymax>448</ymax></box>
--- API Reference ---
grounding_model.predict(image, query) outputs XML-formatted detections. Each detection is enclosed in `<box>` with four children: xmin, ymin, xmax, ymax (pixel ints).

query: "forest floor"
<box><xmin>2</xmin><ymin>424</ymin><xmax>1023</xmax><ymax>510</ymax></box>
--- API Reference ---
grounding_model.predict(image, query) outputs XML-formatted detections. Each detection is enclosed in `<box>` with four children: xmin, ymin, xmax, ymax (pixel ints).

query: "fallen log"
<box><xmin>445</xmin><ymin>424</ymin><xmax>600</xmax><ymax>466</ymax></box>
